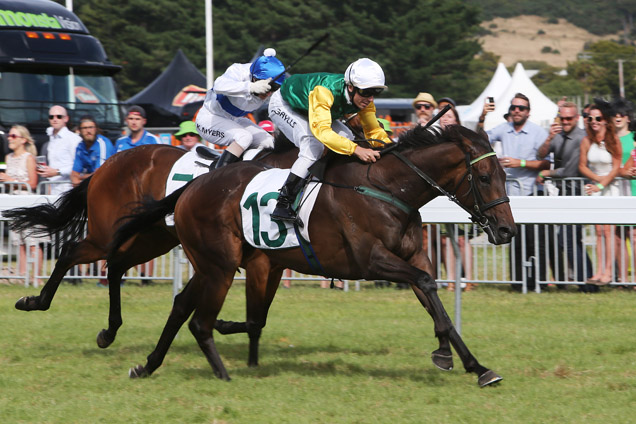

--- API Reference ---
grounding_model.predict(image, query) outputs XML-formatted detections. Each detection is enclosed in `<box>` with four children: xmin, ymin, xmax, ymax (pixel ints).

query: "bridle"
<box><xmin>389</xmin><ymin>149</ymin><xmax>510</xmax><ymax>233</ymax></box>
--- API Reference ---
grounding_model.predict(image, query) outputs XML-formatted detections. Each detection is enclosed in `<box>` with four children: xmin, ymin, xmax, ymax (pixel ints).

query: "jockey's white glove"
<box><xmin>250</xmin><ymin>78</ymin><xmax>272</xmax><ymax>95</ymax></box>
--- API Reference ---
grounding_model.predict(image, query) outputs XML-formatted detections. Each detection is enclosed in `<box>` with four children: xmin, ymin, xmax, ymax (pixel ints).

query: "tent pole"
<box><xmin>205</xmin><ymin>0</ymin><xmax>214</xmax><ymax>89</ymax></box>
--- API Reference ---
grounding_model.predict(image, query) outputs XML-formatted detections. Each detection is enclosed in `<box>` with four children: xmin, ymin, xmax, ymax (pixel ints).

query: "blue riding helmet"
<box><xmin>250</xmin><ymin>48</ymin><xmax>286</xmax><ymax>85</ymax></box>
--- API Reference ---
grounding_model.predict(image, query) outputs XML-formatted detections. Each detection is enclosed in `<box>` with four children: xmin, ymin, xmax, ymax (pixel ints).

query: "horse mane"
<box><xmin>393</xmin><ymin>124</ymin><xmax>491</xmax><ymax>153</ymax></box>
<box><xmin>272</xmin><ymin>130</ymin><xmax>296</xmax><ymax>153</ymax></box>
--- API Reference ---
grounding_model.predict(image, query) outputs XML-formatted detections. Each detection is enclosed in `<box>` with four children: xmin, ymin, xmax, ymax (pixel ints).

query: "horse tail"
<box><xmin>2</xmin><ymin>176</ymin><xmax>91</xmax><ymax>240</ymax></box>
<box><xmin>108</xmin><ymin>182</ymin><xmax>190</xmax><ymax>259</ymax></box>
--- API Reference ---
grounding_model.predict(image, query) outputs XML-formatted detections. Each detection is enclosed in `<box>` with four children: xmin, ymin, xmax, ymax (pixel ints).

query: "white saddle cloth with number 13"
<box><xmin>240</xmin><ymin>168</ymin><xmax>321</xmax><ymax>249</ymax></box>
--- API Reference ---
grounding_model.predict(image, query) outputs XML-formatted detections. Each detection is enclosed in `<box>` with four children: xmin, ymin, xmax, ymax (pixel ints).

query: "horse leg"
<box><xmin>129</xmin><ymin>276</ymin><xmax>197</xmax><ymax>378</ymax></box>
<box><xmin>411</xmin><ymin>273</ymin><xmax>500</xmax><ymax>387</ymax></box>
<box><xmin>15</xmin><ymin>239</ymin><xmax>103</xmax><ymax>311</ymax></box>
<box><xmin>370</xmin><ymin>245</ymin><xmax>500</xmax><ymax>387</ymax></box>
<box><xmin>100</xmin><ymin>229</ymin><xmax>179</xmax><ymax>349</ymax></box>
<box><xmin>96</xmin><ymin>266</ymin><xmax>125</xmax><ymax>348</ymax></box>
<box><xmin>187</xmin><ymin>269</ymin><xmax>235</xmax><ymax>380</ymax></box>
<box><xmin>244</xmin><ymin>256</ymin><xmax>284</xmax><ymax>367</ymax></box>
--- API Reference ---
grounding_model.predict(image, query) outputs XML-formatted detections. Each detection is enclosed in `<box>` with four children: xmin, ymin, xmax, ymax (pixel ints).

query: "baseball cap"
<box><xmin>127</xmin><ymin>105</ymin><xmax>146</xmax><ymax>118</ymax></box>
<box><xmin>437</xmin><ymin>97</ymin><xmax>456</xmax><ymax>108</ymax></box>
<box><xmin>258</xmin><ymin>120</ymin><xmax>275</xmax><ymax>132</ymax></box>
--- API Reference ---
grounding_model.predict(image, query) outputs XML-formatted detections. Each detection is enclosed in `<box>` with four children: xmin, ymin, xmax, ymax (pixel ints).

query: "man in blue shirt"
<box><xmin>115</xmin><ymin>105</ymin><xmax>160</xmax><ymax>152</ymax></box>
<box><xmin>70</xmin><ymin>115</ymin><xmax>115</xmax><ymax>186</ymax></box>
<box><xmin>484</xmin><ymin>93</ymin><xmax>551</xmax><ymax>291</ymax></box>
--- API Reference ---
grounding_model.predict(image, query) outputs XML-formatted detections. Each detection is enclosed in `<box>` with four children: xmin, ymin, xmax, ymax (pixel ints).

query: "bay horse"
<box><xmin>110</xmin><ymin>125</ymin><xmax>515</xmax><ymax>386</ymax></box>
<box><xmin>4</xmin><ymin>142</ymin><xmax>297</xmax><ymax>349</ymax></box>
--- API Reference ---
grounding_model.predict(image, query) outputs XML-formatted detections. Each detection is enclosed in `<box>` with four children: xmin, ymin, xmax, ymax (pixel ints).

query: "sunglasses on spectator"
<box><xmin>49</xmin><ymin>114</ymin><xmax>65</xmax><ymax>120</ymax></box>
<box><xmin>587</xmin><ymin>116</ymin><xmax>604</xmax><ymax>122</ymax></box>
<box><xmin>509</xmin><ymin>105</ymin><xmax>529</xmax><ymax>112</ymax></box>
<box><xmin>180</xmin><ymin>133</ymin><xmax>198</xmax><ymax>138</ymax></box>
<box><xmin>415</xmin><ymin>103</ymin><xmax>434</xmax><ymax>110</ymax></box>
<box><xmin>356</xmin><ymin>87</ymin><xmax>383</xmax><ymax>98</ymax></box>
<box><xmin>560</xmin><ymin>116</ymin><xmax>576</xmax><ymax>121</ymax></box>
<box><xmin>7</xmin><ymin>134</ymin><xmax>22</xmax><ymax>139</ymax></box>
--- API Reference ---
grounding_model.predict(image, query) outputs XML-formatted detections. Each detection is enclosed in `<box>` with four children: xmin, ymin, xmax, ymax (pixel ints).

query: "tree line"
<box><xmin>58</xmin><ymin>0</ymin><xmax>636</xmax><ymax>104</ymax></box>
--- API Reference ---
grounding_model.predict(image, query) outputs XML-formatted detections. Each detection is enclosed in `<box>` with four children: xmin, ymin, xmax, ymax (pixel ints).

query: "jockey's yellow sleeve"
<box><xmin>307</xmin><ymin>86</ymin><xmax>392</xmax><ymax>155</ymax></box>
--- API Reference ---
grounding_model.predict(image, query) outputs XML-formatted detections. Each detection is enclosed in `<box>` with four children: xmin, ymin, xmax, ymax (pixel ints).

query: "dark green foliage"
<box><xmin>53</xmin><ymin>0</ymin><xmax>483</xmax><ymax>101</ymax></box>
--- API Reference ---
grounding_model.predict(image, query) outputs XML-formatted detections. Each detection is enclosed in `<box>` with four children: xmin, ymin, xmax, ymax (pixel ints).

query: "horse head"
<box><xmin>442</xmin><ymin>125</ymin><xmax>516</xmax><ymax>245</ymax></box>
<box><xmin>393</xmin><ymin>125</ymin><xmax>515</xmax><ymax>245</ymax></box>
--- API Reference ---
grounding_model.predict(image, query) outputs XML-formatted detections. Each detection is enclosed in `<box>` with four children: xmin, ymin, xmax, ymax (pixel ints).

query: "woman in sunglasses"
<box><xmin>0</xmin><ymin>125</ymin><xmax>46</xmax><ymax>284</ymax></box>
<box><xmin>268</xmin><ymin>58</ymin><xmax>392</xmax><ymax>222</ymax></box>
<box><xmin>579</xmin><ymin>103</ymin><xmax>622</xmax><ymax>285</ymax></box>
<box><xmin>195</xmin><ymin>48</ymin><xmax>286</xmax><ymax>169</ymax></box>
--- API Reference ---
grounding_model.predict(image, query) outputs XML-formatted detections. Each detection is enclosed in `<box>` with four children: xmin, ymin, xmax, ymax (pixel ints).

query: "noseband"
<box><xmin>390</xmin><ymin>150</ymin><xmax>510</xmax><ymax>230</ymax></box>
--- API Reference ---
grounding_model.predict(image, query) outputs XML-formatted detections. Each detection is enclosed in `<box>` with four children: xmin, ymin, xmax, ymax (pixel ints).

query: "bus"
<box><xmin>0</xmin><ymin>0</ymin><xmax>122</xmax><ymax>149</ymax></box>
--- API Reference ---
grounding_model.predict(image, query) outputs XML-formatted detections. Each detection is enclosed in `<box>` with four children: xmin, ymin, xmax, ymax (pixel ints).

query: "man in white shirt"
<box><xmin>37</xmin><ymin>105</ymin><xmax>82</xmax><ymax>195</ymax></box>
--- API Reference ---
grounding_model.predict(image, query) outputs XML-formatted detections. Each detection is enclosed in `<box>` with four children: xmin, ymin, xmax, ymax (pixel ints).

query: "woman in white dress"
<box><xmin>0</xmin><ymin>125</ymin><xmax>44</xmax><ymax>284</ymax></box>
<box><xmin>579</xmin><ymin>104</ymin><xmax>622</xmax><ymax>285</ymax></box>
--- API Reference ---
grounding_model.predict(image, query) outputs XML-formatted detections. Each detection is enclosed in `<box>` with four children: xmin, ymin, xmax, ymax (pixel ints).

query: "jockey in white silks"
<box><xmin>195</xmin><ymin>48</ymin><xmax>286</xmax><ymax>168</ymax></box>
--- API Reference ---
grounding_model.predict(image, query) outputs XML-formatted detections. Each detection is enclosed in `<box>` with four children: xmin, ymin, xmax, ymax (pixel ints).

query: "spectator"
<box><xmin>258</xmin><ymin>120</ymin><xmax>276</xmax><ymax>134</ymax></box>
<box><xmin>437</xmin><ymin>96</ymin><xmax>456</xmax><ymax>111</ymax></box>
<box><xmin>116</xmin><ymin>105</ymin><xmax>159</xmax><ymax>285</ymax></box>
<box><xmin>196</xmin><ymin>49</ymin><xmax>285</xmax><ymax>169</ymax></box>
<box><xmin>37</xmin><ymin>105</ymin><xmax>81</xmax><ymax>195</ymax></box>
<box><xmin>70</xmin><ymin>115</ymin><xmax>115</xmax><ymax>186</ymax></box>
<box><xmin>536</xmin><ymin>101</ymin><xmax>595</xmax><ymax>291</ymax></box>
<box><xmin>0</xmin><ymin>125</ymin><xmax>45</xmax><ymax>284</ymax></box>
<box><xmin>618</xmin><ymin>152</ymin><xmax>636</xmax><ymax>288</ymax></box>
<box><xmin>268</xmin><ymin>58</ymin><xmax>391</xmax><ymax>223</ymax></box>
<box><xmin>579</xmin><ymin>103</ymin><xmax>622</xmax><ymax>285</ymax></box>
<box><xmin>612</xmin><ymin>98</ymin><xmax>636</xmax><ymax>195</ymax></box>
<box><xmin>438</xmin><ymin>106</ymin><xmax>474</xmax><ymax>291</ymax></box>
<box><xmin>174</xmin><ymin>121</ymin><xmax>204</xmax><ymax>152</ymax></box>
<box><xmin>115</xmin><ymin>105</ymin><xmax>159</xmax><ymax>152</ymax></box>
<box><xmin>484</xmin><ymin>93</ymin><xmax>550</xmax><ymax>291</ymax></box>
<box><xmin>412</xmin><ymin>92</ymin><xmax>437</xmax><ymax>126</ymax></box>
<box><xmin>477</xmin><ymin>97</ymin><xmax>496</xmax><ymax>130</ymax></box>
<box><xmin>613</xmin><ymin>98</ymin><xmax>636</xmax><ymax>283</ymax></box>
<box><xmin>376</xmin><ymin>118</ymin><xmax>394</xmax><ymax>141</ymax></box>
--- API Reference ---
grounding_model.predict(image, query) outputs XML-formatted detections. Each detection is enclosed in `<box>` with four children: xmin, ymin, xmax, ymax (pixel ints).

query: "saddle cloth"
<box><xmin>240</xmin><ymin>168</ymin><xmax>321</xmax><ymax>249</ymax></box>
<box><xmin>165</xmin><ymin>151</ymin><xmax>213</xmax><ymax>225</ymax></box>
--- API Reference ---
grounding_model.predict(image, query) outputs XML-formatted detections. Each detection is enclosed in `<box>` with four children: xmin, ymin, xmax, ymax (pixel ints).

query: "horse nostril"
<box><xmin>499</xmin><ymin>226</ymin><xmax>515</xmax><ymax>240</ymax></box>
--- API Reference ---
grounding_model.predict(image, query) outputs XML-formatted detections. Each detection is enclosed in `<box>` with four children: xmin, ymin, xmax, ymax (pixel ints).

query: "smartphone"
<box><xmin>487</xmin><ymin>97</ymin><xmax>494</xmax><ymax>104</ymax></box>
<box><xmin>36</xmin><ymin>155</ymin><xmax>47</xmax><ymax>170</ymax></box>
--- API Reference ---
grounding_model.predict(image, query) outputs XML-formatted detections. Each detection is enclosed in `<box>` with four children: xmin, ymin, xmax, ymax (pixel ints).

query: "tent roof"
<box><xmin>483</xmin><ymin>62</ymin><xmax>558</xmax><ymax>130</ymax></box>
<box><xmin>460</xmin><ymin>62</ymin><xmax>511</xmax><ymax>124</ymax></box>
<box><xmin>125</xmin><ymin>50</ymin><xmax>207</xmax><ymax>126</ymax></box>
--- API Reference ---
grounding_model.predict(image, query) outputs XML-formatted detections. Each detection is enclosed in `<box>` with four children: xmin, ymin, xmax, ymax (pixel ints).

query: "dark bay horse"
<box><xmin>4</xmin><ymin>142</ymin><xmax>297</xmax><ymax>349</ymax></box>
<box><xmin>111</xmin><ymin>125</ymin><xmax>515</xmax><ymax>386</ymax></box>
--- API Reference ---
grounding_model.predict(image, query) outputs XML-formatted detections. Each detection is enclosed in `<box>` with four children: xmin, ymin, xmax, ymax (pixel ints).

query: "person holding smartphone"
<box><xmin>38</xmin><ymin>105</ymin><xmax>81</xmax><ymax>195</ymax></box>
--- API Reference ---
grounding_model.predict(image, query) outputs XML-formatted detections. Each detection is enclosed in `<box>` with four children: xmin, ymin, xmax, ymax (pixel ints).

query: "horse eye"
<box><xmin>479</xmin><ymin>175</ymin><xmax>490</xmax><ymax>184</ymax></box>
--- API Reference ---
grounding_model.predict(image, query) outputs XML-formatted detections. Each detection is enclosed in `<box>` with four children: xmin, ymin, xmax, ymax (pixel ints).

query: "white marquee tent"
<box><xmin>460</xmin><ymin>62</ymin><xmax>511</xmax><ymax>129</ymax></box>
<box><xmin>460</xmin><ymin>62</ymin><xmax>558</xmax><ymax>131</ymax></box>
<box><xmin>483</xmin><ymin>62</ymin><xmax>558</xmax><ymax>130</ymax></box>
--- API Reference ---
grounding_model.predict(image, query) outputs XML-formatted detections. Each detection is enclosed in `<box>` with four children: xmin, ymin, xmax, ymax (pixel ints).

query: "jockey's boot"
<box><xmin>271</xmin><ymin>173</ymin><xmax>306</xmax><ymax>222</ymax></box>
<box><xmin>214</xmin><ymin>150</ymin><xmax>240</xmax><ymax>169</ymax></box>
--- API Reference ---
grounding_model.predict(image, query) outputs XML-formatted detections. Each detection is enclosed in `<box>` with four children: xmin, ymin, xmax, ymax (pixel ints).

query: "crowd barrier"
<box><xmin>2</xmin><ymin>179</ymin><xmax>636</xmax><ymax>296</ymax></box>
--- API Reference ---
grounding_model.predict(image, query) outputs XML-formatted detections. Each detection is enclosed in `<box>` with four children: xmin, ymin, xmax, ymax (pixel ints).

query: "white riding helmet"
<box><xmin>344</xmin><ymin>58</ymin><xmax>387</xmax><ymax>89</ymax></box>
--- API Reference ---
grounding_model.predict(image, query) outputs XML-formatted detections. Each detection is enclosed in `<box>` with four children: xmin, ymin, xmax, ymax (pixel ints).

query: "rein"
<box><xmin>389</xmin><ymin>149</ymin><xmax>509</xmax><ymax>229</ymax></box>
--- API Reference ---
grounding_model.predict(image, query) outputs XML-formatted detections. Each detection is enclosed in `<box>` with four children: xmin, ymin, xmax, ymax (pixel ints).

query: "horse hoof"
<box><xmin>96</xmin><ymin>329</ymin><xmax>114</xmax><ymax>349</ymax></box>
<box><xmin>15</xmin><ymin>296</ymin><xmax>40</xmax><ymax>311</ymax></box>
<box><xmin>128</xmin><ymin>365</ymin><xmax>149</xmax><ymax>379</ymax></box>
<box><xmin>431</xmin><ymin>351</ymin><xmax>453</xmax><ymax>371</ymax></box>
<box><xmin>478</xmin><ymin>369</ymin><xmax>503</xmax><ymax>387</ymax></box>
